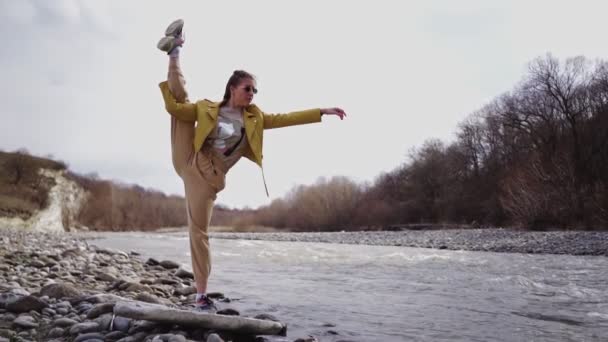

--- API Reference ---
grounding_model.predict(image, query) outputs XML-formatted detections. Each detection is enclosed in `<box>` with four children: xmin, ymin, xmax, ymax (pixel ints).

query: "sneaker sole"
<box><xmin>165</xmin><ymin>19</ymin><xmax>184</xmax><ymax>37</ymax></box>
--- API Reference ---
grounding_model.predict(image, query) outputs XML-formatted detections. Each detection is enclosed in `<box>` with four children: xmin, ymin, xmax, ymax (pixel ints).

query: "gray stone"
<box><xmin>55</xmin><ymin>300</ymin><xmax>72</xmax><ymax>309</ymax></box>
<box><xmin>6</xmin><ymin>295</ymin><xmax>48</xmax><ymax>313</ymax></box>
<box><xmin>0</xmin><ymin>293</ymin><xmax>19</xmax><ymax>309</ymax></box>
<box><xmin>69</xmin><ymin>322</ymin><xmax>100</xmax><ymax>335</ymax></box>
<box><xmin>42</xmin><ymin>308</ymin><xmax>57</xmax><ymax>316</ymax></box>
<box><xmin>2</xmin><ymin>312</ymin><xmax>17</xmax><ymax>321</ymax></box>
<box><xmin>155</xmin><ymin>278</ymin><xmax>179</xmax><ymax>285</ymax></box>
<box><xmin>86</xmin><ymin>303</ymin><xmax>115</xmax><ymax>319</ymax></box>
<box><xmin>9</xmin><ymin>288</ymin><xmax>29</xmax><ymax>296</ymax></box>
<box><xmin>40</xmin><ymin>283</ymin><xmax>82</xmax><ymax>299</ymax></box>
<box><xmin>206</xmin><ymin>333</ymin><xmax>224</xmax><ymax>342</ymax></box>
<box><xmin>173</xmin><ymin>286</ymin><xmax>196</xmax><ymax>297</ymax></box>
<box><xmin>95</xmin><ymin>272</ymin><xmax>117</xmax><ymax>282</ymax></box>
<box><xmin>29</xmin><ymin>260</ymin><xmax>45</xmax><ymax>268</ymax></box>
<box><xmin>120</xmin><ymin>282</ymin><xmax>151</xmax><ymax>293</ymax></box>
<box><xmin>13</xmin><ymin>315</ymin><xmax>38</xmax><ymax>329</ymax></box>
<box><xmin>159</xmin><ymin>260</ymin><xmax>180</xmax><ymax>269</ymax></box>
<box><xmin>104</xmin><ymin>330</ymin><xmax>128</xmax><ymax>341</ymax></box>
<box><xmin>47</xmin><ymin>327</ymin><xmax>65</xmax><ymax>338</ymax></box>
<box><xmin>111</xmin><ymin>316</ymin><xmax>131</xmax><ymax>332</ymax></box>
<box><xmin>94</xmin><ymin>313</ymin><xmax>113</xmax><ymax>331</ymax></box>
<box><xmin>174</xmin><ymin>268</ymin><xmax>193</xmax><ymax>279</ymax></box>
<box><xmin>217</xmin><ymin>308</ymin><xmax>239</xmax><ymax>316</ymax></box>
<box><xmin>145</xmin><ymin>258</ymin><xmax>160</xmax><ymax>266</ymax></box>
<box><xmin>74</xmin><ymin>332</ymin><xmax>105</xmax><ymax>342</ymax></box>
<box><xmin>116</xmin><ymin>331</ymin><xmax>147</xmax><ymax>342</ymax></box>
<box><xmin>128</xmin><ymin>320</ymin><xmax>158</xmax><ymax>334</ymax></box>
<box><xmin>134</xmin><ymin>293</ymin><xmax>163</xmax><ymax>305</ymax></box>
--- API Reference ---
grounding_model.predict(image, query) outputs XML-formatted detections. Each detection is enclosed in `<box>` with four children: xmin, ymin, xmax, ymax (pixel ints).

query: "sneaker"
<box><xmin>195</xmin><ymin>296</ymin><xmax>217</xmax><ymax>313</ymax></box>
<box><xmin>156</xmin><ymin>36</ymin><xmax>184</xmax><ymax>53</ymax></box>
<box><xmin>157</xmin><ymin>19</ymin><xmax>184</xmax><ymax>54</ymax></box>
<box><xmin>165</xmin><ymin>18</ymin><xmax>184</xmax><ymax>37</ymax></box>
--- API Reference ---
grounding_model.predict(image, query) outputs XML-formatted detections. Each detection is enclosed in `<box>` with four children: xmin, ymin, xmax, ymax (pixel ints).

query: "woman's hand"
<box><xmin>321</xmin><ymin>107</ymin><xmax>347</xmax><ymax>120</ymax></box>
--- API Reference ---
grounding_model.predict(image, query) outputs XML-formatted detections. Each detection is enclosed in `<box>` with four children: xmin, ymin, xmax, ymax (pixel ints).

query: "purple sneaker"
<box><xmin>195</xmin><ymin>296</ymin><xmax>217</xmax><ymax>313</ymax></box>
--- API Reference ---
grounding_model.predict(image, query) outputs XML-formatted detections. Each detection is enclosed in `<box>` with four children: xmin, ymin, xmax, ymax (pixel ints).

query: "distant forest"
<box><xmin>234</xmin><ymin>54</ymin><xmax>608</xmax><ymax>231</ymax></box>
<box><xmin>2</xmin><ymin>54</ymin><xmax>606</xmax><ymax>231</ymax></box>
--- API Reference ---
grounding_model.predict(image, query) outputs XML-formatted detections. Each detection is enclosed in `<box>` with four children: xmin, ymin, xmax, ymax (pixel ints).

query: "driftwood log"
<box><xmin>113</xmin><ymin>301</ymin><xmax>286</xmax><ymax>336</ymax></box>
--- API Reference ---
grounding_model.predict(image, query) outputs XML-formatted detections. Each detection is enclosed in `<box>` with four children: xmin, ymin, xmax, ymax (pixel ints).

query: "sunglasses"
<box><xmin>242</xmin><ymin>85</ymin><xmax>258</xmax><ymax>94</ymax></box>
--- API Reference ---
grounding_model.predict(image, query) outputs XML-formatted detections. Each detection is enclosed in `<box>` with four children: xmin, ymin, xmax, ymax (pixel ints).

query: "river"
<box><xmin>89</xmin><ymin>231</ymin><xmax>608</xmax><ymax>341</ymax></box>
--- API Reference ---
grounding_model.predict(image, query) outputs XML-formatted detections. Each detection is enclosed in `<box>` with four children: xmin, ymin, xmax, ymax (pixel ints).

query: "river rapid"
<box><xmin>89</xmin><ymin>231</ymin><xmax>608</xmax><ymax>341</ymax></box>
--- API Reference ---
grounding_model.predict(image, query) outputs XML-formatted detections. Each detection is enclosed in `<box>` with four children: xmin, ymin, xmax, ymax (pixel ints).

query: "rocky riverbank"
<box><xmin>0</xmin><ymin>228</ymin><xmax>315</xmax><ymax>342</ymax></box>
<box><xmin>210</xmin><ymin>228</ymin><xmax>608</xmax><ymax>256</ymax></box>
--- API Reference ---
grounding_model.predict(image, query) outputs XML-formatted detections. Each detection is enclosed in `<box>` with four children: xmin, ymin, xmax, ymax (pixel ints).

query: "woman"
<box><xmin>157</xmin><ymin>19</ymin><xmax>346</xmax><ymax>311</ymax></box>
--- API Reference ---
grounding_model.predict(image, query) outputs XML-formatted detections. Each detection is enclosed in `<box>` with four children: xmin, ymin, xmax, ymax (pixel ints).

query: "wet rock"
<box><xmin>294</xmin><ymin>337</ymin><xmax>319</xmax><ymax>342</ymax></box>
<box><xmin>174</xmin><ymin>268</ymin><xmax>193</xmax><ymax>279</ymax></box>
<box><xmin>53</xmin><ymin>317</ymin><xmax>79</xmax><ymax>327</ymax></box>
<box><xmin>6</xmin><ymin>295</ymin><xmax>48</xmax><ymax>313</ymax></box>
<box><xmin>145</xmin><ymin>258</ymin><xmax>160</xmax><ymax>266</ymax></box>
<box><xmin>13</xmin><ymin>315</ymin><xmax>38</xmax><ymax>329</ymax></box>
<box><xmin>159</xmin><ymin>260</ymin><xmax>180</xmax><ymax>269</ymax></box>
<box><xmin>217</xmin><ymin>308</ymin><xmax>239</xmax><ymax>316</ymax></box>
<box><xmin>206</xmin><ymin>293</ymin><xmax>225</xmax><ymax>300</ymax></box>
<box><xmin>41</xmin><ymin>283</ymin><xmax>82</xmax><ymax>299</ymax></box>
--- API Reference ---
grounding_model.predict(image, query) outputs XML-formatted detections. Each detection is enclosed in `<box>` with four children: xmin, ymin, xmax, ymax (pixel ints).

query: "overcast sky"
<box><xmin>1</xmin><ymin>1</ymin><xmax>607</xmax><ymax>208</ymax></box>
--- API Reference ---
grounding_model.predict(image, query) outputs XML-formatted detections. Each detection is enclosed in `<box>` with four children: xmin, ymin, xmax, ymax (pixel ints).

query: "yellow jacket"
<box><xmin>159</xmin><ymin>81</ymin><xmax>322</xmax><ymax>192</ymax></box>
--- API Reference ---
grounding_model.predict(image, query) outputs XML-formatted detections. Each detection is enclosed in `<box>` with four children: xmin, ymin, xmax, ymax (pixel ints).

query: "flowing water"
<box><xmin>90</xmin><ymin>232</ymin><xmax>608</xmax><ymax>341</ymax></box>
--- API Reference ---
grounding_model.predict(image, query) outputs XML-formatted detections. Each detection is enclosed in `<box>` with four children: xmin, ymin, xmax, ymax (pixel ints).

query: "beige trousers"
<box><xmin>167</xmin><ymin>58</ymin><xmax>226</xmax><ymax>293</ymax></box>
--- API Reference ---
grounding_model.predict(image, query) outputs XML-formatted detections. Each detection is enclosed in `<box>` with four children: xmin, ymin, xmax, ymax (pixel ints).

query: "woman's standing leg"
<box><xmin>162</xmin><ymin>26</ymin><xmax>216</xmax><ymax>309</ymax></box>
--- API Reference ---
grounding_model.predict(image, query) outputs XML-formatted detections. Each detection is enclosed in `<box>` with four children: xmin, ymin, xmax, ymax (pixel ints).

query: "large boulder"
<box><xmin>6</xmin><ymin>295</ymin><xmax>48</xmax><ymax>313</ymax></box>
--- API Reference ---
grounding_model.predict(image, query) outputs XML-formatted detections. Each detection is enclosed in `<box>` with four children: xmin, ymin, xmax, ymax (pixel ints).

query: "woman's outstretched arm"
<box><xmin>262</xmin><ymin>107</ymin><xmax>347</xmax><ymax>129</ymax></box>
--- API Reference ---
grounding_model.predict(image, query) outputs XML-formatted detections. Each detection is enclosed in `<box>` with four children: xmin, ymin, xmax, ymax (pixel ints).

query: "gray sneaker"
<box><xmin>157</xmin><ymin>36</ymin><xmax>183</xmax><ymax>53</ymax></box>
<box><xmin>157</xmin><ymin>19</ymin><xmax>184</xmax><ymax>53</ymax></box>
<box><xmin>164</xmin><ymin>18</ymin><xmax>184</xmax><ymax>37</ymax></box>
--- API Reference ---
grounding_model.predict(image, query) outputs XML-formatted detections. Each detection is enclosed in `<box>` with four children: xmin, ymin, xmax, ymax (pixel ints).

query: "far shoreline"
<box><xmin>78</xmin><ymin>227</ymin><xmax>608</xmax><ymax>257</ymax></box>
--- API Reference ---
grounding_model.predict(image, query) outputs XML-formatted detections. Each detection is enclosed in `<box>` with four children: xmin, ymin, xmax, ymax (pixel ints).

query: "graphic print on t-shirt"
<box><xmin>212</xmin><ymin>120</ymin><xmax>236</xmax><ymax>150</ymax></box>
